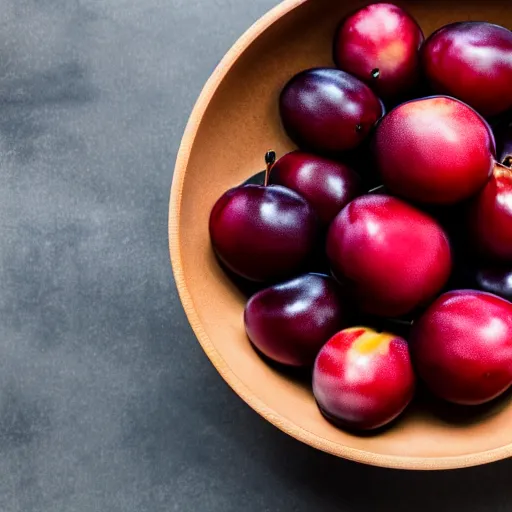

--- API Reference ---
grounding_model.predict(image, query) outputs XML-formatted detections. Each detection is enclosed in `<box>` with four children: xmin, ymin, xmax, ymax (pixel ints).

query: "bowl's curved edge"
<box><xmin>168</xmin><ymin>0</ymin><xmax>512</xmax><ymax>471</ymax></box>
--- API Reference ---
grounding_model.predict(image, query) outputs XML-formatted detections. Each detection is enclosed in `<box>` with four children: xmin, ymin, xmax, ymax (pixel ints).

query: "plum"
<box><xmin>411</xmin><ymin>290</ymin><xmax>512</xmax><ymax>405</ymax></box>
<box><xmin>423</xmin><ymin>22</ymin><xmax>512</xmax><ymax>118</ymax></box>
<box><xmin>313</xmin><ymin>327</ymin><xmax>415</xmax><ymax>430</ymax></box>
<box><xmin>279</xmin><ymin>68</ymin><xmax>384</xmax><ymax>154</ymax></box>
<box><xmin>326</xmin><ymin>195</ymin><xmax>452</xmax><ymax>317</ymax></box>
<box><xmin>209</xmin><ymin>182</ymin><xmax>319</xmax><ymax>282</ymax></box>
<box><xmin>374</xmin><ymin>96</ymin><xmax>496</xmax><ymax>204</ymax></box>
<box><xmin>244</xmin><ymin>274</ymin><xmax>349</xmax><ymax>367</ymax></box>
<box><xmin>333</xmin><ymin>3</ymin><xmax>424</xmax><ymax>100</ymax></box>
<box><xmin>470</xmin><ymin>162</ymin><xmax>512</xmax><ymax>261</ymax></box>
<box><xmin>269</xmin><ymin>151</ymin><xmax>362</xmax><ymax>225</ymax></box>
<box><xmin>475</xmin><ymin>267</ymin><xmax>512</xmax><ymax>302</ymax></box>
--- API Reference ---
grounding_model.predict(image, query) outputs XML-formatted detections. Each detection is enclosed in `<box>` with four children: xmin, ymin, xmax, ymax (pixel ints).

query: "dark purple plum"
<box><xmin>269</xmin><ymin>150</ymin><xmax>362</xmax><ymax>225</ymax></box>
<box><xmin>423</xmin><ymin>22</ymin><xmax>512</xmax><ymax>118</ymax></box>
<box><xmin>209</xmin><ymin>184</ymin><xmax>319</xmax><ymax>283</ymax></box>
<box><xmin>475</xmin><ymin>267</ymin><xmax>512</xmax><ymax>302</ymax></box>
<box><xmin>279</xmin><ymin>68</ymin><xmax>384</xmax><ymax>154</ymax></box>
<box><xmin>244</xmin><ymin>274</ymin><xmax>349</xmax><ymax>367</ymax></box>
<box><xmin>333</xmin><ymin>3</ymin><xmax>424</xmax><ymax>100</ymax></box>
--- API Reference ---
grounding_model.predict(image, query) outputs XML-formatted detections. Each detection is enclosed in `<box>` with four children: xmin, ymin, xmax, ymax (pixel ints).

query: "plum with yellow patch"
<box><xmin>313</xmin><ymin>327</ymin><xmax>415</xmax><ymax>431</ymax></box>
<box><xmin>374</xmin><ymin>96</ymin><xmax>495</xmax><ymax>204</ymax></box>
<box><xmin>333</xmin><ymin>3</ymin><xmax>424</xmax><ymax>100</ymax></box>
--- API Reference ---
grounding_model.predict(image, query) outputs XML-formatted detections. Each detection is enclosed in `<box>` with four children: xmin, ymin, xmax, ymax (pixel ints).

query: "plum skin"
<box><xmin>411</xmin><ymin>290</ymin><xmax>512</xmax><ymax>405</ymax></box>
<box><xmin>269</xmin><ymin>150</ymin><xmax>362</xmax><ymax>225</ymax></box>
<box><xmin>313</xmin><ymin>327</ymin><xmax>415</xmax><ymax>430</ymax></box>
<box><xmin>423</xmin><ymin>22</ymin><xmax>512</xmax><ymax>118</ymax></box>
<box><xmin>475</xmin><ymin>267</ymin><xmax>512</xmax><ymax>302</ymax></box>
<box><xmin>333</xmin><ymin>2</ymin><xmax>424</xmax><ymax>99</ymax></box>
<box><xmin>374</xmin><ymin>96</ymin><xmax>496</xmax><ymax>204</ymax></box>
<box><xmin>279</xmin><ymin>68</ymin><xmax>384</xmax><ymax>154</ymax></box>
<box><xmin>326</xmin><ymin>194</ymin><xmax>452</xmax><ymax>317</ymax></box>
<box><xmin>209</xmin><ymin>184</ymin><xmax>318</xmax><ymax>282</ymax></box>
<box><xmin>244</xmin><ymin>274</ymin><xmax>349</xmax><ymax>367</ymax></box>
<box><xmin>470</xmin><ymin>165</ymin><xmax>512</xmax><ymax>261</ymax></box>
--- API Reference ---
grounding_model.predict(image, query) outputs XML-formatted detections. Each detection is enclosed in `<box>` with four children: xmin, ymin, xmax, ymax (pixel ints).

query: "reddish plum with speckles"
<box><xmin>244</xmin><ymin>274</ymin><xmax>349</xmax><ymax>367</ymax></box>
<box><xmin>334</xmin><ymin>3</ymin><xmax>424</xmax><ymax>100</ymax></box>
<box><xmin>313</xmin><ymin>327</ymin><xmax>415</xmax><ymax>430</ymax></box>
<box><xmin>209</xmin><ymin>185</ymin><xmax>318</xmax><ymax>282</ymax></box>
<box><xmin>279</xmin><ymin>68</ymin><xmax>384</xmax><ymax>154</ymax></box>
<box><xmin>411</xmin><ymin>290</ymin><xmax>512</xmax><ymax>405</ymax></box>
<box><xmin>423</xmin><ymin>22</ymin><xmax>512</xmax><ymax>118</ymax></box>
<box><xmin>269</xmin><ymin>151</ymin><xmax>362</xmax><ymax>225</ymax></box>
<box><xmin>374</xmin><ymin>96</ymin><xmax>496</xmax><ymax>204</ymax></box>
<box><xmin>326</xmin><ymin>195</ymin><xmax>452</xmax><ymax>317</ymax></box>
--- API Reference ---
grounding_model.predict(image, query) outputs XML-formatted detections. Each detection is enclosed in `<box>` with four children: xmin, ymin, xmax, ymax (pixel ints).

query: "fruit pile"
<box><xmin>209</xmin><ymin>3</ymin><xmax>512</xmax><ymax>432</ymax></box>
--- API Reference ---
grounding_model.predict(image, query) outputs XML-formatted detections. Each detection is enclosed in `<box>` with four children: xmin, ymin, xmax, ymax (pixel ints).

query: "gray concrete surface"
<box><xmin>0</xmin><ymin>0</ymin><xmax>510</xmax><ymax>510</ymax></box>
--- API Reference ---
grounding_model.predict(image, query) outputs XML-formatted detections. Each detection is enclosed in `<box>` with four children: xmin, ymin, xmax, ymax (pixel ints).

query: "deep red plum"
<box><xmin>374</xmin><ymin>96</ymin><xmax>496</xmax><ymax>204</ymax></box>
<box><xmin>411</xmin><ymin>290</ymin><xmax>512</xmax><ymax>405</ymax></box>
<box><xmin>470</xmin><ymin>163</ymin><xmax>512</xmax><ymax>261</ymax></box>
<box><xmin>423</xmin><ymin>22</ymin><xmax>512</xmax><ymax>118</ymax></box>
<box><xmin>334</xmin><ymin>3</ymin><xmax>424</xmax><ymax>100</ymax></box>
<box><xmin>326</xmin><ymin>195</ymin><xmax>452</xmax><ymax>317</ymax></box>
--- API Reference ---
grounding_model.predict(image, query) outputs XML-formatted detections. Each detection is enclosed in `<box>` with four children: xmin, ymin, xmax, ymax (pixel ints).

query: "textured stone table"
<box><xmin>0</xmin><ymin>0</ymin><xmax>510</xmax><ymax>510</ymax></box>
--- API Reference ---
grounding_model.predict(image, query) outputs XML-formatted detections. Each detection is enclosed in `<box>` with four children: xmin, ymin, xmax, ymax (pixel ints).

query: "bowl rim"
<box><xmin>168</xmin><ymin>0</ymin><xmax>512</xmax><ymax>470</ymax></box>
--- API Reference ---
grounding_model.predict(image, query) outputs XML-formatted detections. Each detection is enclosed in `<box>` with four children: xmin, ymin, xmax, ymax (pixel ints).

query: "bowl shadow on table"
<box><xmin>196</xmin><ymin>370</ymin><xmax>512</xmax><ymax>512</ymax></box>
<box><xmin>211</xmin><ymin>349</ymin><xmax>512</xmax><ymax>511</ymax></box>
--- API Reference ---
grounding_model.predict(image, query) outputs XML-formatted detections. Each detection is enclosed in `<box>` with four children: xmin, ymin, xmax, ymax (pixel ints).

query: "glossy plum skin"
<box><xmin>470</xmin><ymin>164</ymin><xmax>512</xmax><ymax>261</ymax></box>
<box><xmin>313</xmin><ymin>327</ymin><xmax>415</xmax><ymax>430</ymax></box>
<box><xmin>244</xmin><ymin>274</ymin><xmax>349</xmax><ymax>367</ymax></box>
<box><xmin>269</xmin><ymin>151</ymin><xmax>362</xmax><ymax>225</ymax></box>
<box><xmin>333</xmin><ymin>3</ymin><xmax>424</xmax><ymax>100</ymax></box>
<box><xmin>279</xmin><ymin>68</ymin><xmax>384</xmax><ymax>154</ymax></box>
<box><xmin>374</xmin><ymin>96</ymin><xmax>496</xmax><ymax>204</ymax></box>
<box><xmin>423</xmin><ymin>22</ymin><xmax>512</xmax><ymax>118</ymax></box>
<box><xmin>326</xmin><ymin>195</ymin><xmax>452</xmax><ymax>317</ymax></box>
<box><xmin>475</xmin><ymin>267</ymin><xmax>512</xmax><ymax>302</ymax></box>
<box><xmin>411</xmin><ymin>291</ymin><xmax>512</xmax><ymax>405</ymax></box>
<box><xmin>209</xmin><ymin>184</ymin><xmax>318</xmax><ymax>282</ymax></box>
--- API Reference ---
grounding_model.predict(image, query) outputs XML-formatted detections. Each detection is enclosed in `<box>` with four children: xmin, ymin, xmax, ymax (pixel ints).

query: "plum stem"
<box><xmin>368</xmin><ymin>185</ymin><xmax>385</xmax><ymax>194</ymax></box>
<box><xmin>264</xmin><ymin>150</ymin><xmax>276</xmax><ymax>186</ymax></box>
<box><xmin>371</xmin><ymin>68</ymin><xmax>380</xmax><ymax>80</ymax></box>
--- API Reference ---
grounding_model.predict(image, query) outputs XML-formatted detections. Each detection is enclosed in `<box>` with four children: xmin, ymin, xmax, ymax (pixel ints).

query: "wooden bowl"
<box><xmin>169</xmin><ymin>0</ymin><xmax>512</xmax><ymax>470</ymax></box>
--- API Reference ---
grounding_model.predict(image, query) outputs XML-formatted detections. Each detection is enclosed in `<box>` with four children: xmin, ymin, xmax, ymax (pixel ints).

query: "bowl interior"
<box><xmin>171</xmin><ymin>0</ymin><xmax>512</xmax><ymax>469</ymax></box>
